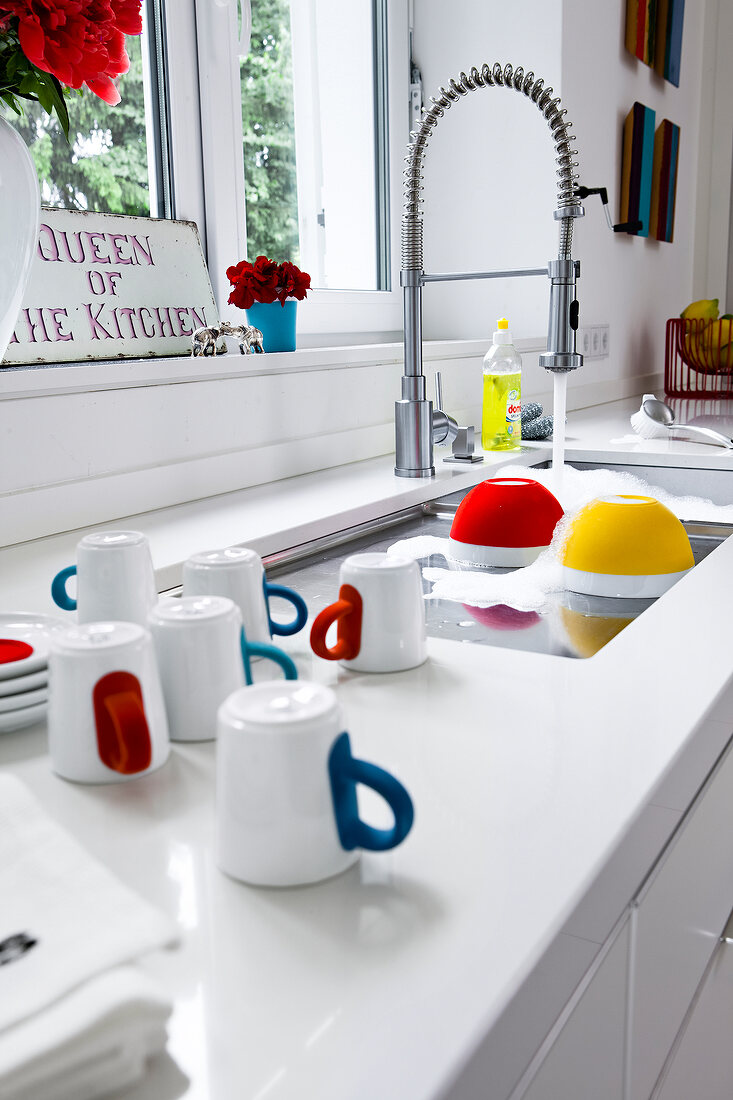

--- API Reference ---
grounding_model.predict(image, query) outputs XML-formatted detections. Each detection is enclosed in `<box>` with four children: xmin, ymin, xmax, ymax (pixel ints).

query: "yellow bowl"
<box><xmin>559</xmin><ymin>495</ymin><xmax>694</xmax><ymax>598</ymax></box>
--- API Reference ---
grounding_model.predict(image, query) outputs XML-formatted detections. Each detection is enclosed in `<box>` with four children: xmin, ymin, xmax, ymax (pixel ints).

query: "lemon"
<box><xmin>681</xmin><ymin>298</ymin><xmax>719</xmax><ymax>321</ymax></box>
<box><xmin>702</xmin><ymin>316</ymin><xmax>733</xmax><ymax>370</ymax></box>
<box><xmin>703</xmin><ymin>317</ymin><xmax>733</xmax><ymax>346</ymax></box>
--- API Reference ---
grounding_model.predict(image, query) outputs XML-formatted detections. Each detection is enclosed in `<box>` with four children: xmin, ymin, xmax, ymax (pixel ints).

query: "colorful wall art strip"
<box><xmin>626</xmin><ymin>0</ymin><xmax>684</xmax><ymax>85</ymax></box>
<box><xmin>654</xmin><ymin>0</ymin><xmax>685</xmax><ymax>86</ymax></box>
<box><xmin>620</xmin><ymin>102</ymin><xmax>656</xmax><ymax>237</ymax></box>
<box><xmin>625</xmin><ymin>0</ymin><xmax>655</xmax><ymax>66</ymax></box>
<box><xmin>650</xmin><ymin>120</ymin><xmax>680</xmax><ymax>242</ymax></box>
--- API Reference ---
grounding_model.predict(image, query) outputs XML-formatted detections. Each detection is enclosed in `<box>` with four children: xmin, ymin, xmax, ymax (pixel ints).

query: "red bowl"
<box><xmin>449</xmin><ymin>477</ymin><xmax>564</xmax><ymax>567</ymax></box>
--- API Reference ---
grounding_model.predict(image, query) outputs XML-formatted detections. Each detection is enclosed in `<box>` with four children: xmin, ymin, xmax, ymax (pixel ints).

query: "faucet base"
<box><xmin>394</xmin><ymin>466</ymin><xmax>435</xmax><ymax>479</ymax></box>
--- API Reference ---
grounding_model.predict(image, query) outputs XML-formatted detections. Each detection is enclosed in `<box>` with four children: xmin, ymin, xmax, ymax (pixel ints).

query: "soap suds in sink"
<box><xmin>386</xmin><ymin>464</ymin><xmax>731</xmax><ymax>610</ymax></box>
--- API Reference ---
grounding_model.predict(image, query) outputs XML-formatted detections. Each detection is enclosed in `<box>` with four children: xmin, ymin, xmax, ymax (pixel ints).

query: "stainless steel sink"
<box><xmin>531</xmin><ymin>458</ymin><xmax>733</xmax><ymax>506</ymax></box>
<box><xmin>267</xmin><ymin>465</ymin><xmax>731</xmax><ymax>660</ymax></box>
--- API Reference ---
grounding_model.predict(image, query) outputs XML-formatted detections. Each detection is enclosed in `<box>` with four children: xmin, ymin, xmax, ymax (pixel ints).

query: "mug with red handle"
<box><xmin>48</xmin><ymin>622</ymin><xmax>169</xmax><ymax>784</ymax></box>
<box><xmin>310</xmin><ymin>553</ymin><xmax>427</xmax><ymax>673</ymax></box>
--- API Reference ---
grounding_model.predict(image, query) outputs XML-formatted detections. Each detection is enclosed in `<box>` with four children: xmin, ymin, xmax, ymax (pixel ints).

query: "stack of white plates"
<box><xmin>0</xmin><ymin>613</ymin><xmax>66</xmax><ymax>732</ymax></box>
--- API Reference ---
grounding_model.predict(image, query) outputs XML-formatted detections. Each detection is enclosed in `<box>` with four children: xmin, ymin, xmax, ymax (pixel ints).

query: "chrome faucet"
<box><xmin>396</xmin><ymin>61</ymin><xmax>584</xmax><ymax>479</ymax></box>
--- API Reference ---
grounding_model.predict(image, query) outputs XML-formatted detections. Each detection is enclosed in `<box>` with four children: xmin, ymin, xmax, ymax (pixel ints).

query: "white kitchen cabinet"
<box><xmin>629</xmin><ymin>740</ymin><xmax>733</xmax><ymax>1100</ymax></box>
<box><xmin>516</xmin><ymin>918</ymin><xmax>630</xmax><ymax>1100</ymax></box>
<box><xmin>443</xmin><ymin>931</ymin><xmax>599</xmax><ymax>1100</ymax></box>
<box><xmin>446</xmin><ymin>729</ymin><xmax>733</xmax><ymax>1100</ymax></box>
<box><xmin>655</xmin><ymin>933</ymin><xmax>733</xmax><ymax>1100</ymax></box>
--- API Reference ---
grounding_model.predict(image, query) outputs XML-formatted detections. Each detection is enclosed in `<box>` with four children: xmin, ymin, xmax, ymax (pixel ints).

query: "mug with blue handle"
<box><xmin>51</xmin><ymin>531</ymin><xmax>158</xmax><ymax>627</ymax></box>
<box><xmin>147</xmin><ymin>595</ymin><xmax>298</xmax><ymax>743</ymax></box>
<box><xmin>182</xmin><ymin>547</ymin><xmax>307</xmax><ymax>647</ymax></box>
<box><xmin>216</xmin><ymin>680</ymin><xmax>414</xmax><ymax>886</ymax></box>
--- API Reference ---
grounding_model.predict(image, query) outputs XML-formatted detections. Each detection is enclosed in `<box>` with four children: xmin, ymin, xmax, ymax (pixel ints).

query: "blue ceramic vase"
<box><xmin>245</xmin><ymin>300</ymin><xmax>297</xmax><ymax>353</ymax></box>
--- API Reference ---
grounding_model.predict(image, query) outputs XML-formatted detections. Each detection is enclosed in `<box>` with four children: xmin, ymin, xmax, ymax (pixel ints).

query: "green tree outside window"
<box><xmin>241</xmin><ymin>0</ymin><xmax>300</xmax><ymax>263</ymax></box>
<box><xmin>6</xmin><ymin>34</ymin><xmax>150</xmax><ymax>217</ymax></box>
<box><xmin>4</xmin><ymin>0</ymin><xmax>300</xmax><ymax>258</ymax></box>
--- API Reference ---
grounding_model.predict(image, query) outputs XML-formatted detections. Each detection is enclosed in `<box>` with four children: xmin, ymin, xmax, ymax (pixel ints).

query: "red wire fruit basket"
<box><xmin>665</xmin><ymin>318</ymin><xmax>733</xmax><ymax>398</ymax></box>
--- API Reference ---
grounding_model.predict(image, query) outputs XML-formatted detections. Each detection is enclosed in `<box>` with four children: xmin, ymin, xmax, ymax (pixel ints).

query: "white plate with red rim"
<box><xmin>0</xmin><ymin>669</ymin><xmax>48</xmax><ymax>697</ymax></box>
<box><xmin>0</xmin><ymin>613</ymin><xmax>66</xmax><ymax>680</ymax></box>
<box><xmin>0</xmin><ymin>687</ymin><xmax>48</xmax><ymax>714</ymax></box>
<box><xmin>0</xmin><ymin>702</ymin><xmax>47</xmax><ymax>733</ymax></box>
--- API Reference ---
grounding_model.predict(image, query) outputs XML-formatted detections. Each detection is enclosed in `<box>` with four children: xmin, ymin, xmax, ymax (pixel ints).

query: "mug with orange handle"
<box><xmin>310</xmin><ymin>553</ymin><xmax>427</xmax><ymax>673</ymax></box>
<box><xmin>48</xmin><ymin>622</ymin><xmax>169</xmax><ymax>784</ymax></box>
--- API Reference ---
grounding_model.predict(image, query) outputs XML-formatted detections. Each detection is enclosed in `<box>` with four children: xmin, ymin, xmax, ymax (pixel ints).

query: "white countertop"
<box><xmin>3</xmin><ymin>395</ymin><xmax>733</xmax><ymax>1100</ymax></box>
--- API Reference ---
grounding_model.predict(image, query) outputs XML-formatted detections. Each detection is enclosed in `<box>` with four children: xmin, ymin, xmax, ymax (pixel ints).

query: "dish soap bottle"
<box><xmin>482</xmin><ymin>318</ymin><xmax>522</xmax><ymax>451</ymax></box>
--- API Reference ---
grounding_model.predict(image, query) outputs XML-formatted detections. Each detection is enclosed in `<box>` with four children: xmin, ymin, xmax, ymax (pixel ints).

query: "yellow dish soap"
<box><xmin>482</xmin><ymin>317</ymin><xmax>522</xmax><ymax>451</ymax></box>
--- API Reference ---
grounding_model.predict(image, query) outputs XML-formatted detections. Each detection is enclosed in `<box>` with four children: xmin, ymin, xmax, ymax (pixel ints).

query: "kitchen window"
<box><xmin>2</xmin><ymin>0</ymin><xmax>406</xmax><ymax>353</ymax></box>
<box><xmin>194</xmin><ymin>0</ymin><xmax>406</xmax><ymax>340</ymax></box>
<box><xmin>0</xmin><ymin>0</ymin><xmax>409</xmax><ymax>544</ymax></box>
<box><xmin>5</xmin><ymin>0</ymin><xmax>172</xmax><ymax>220</ymax></box>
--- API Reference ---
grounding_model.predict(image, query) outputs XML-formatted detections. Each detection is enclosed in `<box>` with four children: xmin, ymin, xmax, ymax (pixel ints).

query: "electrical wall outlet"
<box><xmin>577</xmin><ymin>324</ymin><xmax>610</xmax><ymax>360</ymax></box>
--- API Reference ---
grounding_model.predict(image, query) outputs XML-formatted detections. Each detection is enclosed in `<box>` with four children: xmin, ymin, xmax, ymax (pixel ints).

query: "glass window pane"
<box><xmin>240</xmin><ymin>0</ymin><xmax>300</xmax><ymax>264</ymax></box>
<box><xmin>3</xmin><ymin>5</ymin><xmax>165</xmax><ymax>217</ymax></box>
<box><xmin>241</xmin><ymin>0</ymin><xmax>388</xmax><ymax>291</ymax></box>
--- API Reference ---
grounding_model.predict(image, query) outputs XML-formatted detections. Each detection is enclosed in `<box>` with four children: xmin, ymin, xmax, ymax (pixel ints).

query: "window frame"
<box><xmin>182</xmin><ymin>0</ymin><xmax>408</xmax><ymax>339</ymax></box>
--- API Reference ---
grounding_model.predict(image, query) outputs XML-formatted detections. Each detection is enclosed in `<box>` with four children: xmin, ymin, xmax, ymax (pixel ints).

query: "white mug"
<box><xmin>310</xmin><ymin>552</ymin><xmax>427</xmax><ymax>673</ymax></box>
<box><xmin>51</xmin><ymin>531</ymin><xmax>158</xmax><ymax>627</ymax></box>
<box><xmin>48</xmin><ymin>621</ymin><xmax>169</xmax><ymax>784</ymax></box>
<box><xmin>148</xmin><ymin>596</ymin><xmax>246</xmax><ymax>742</ymax></box>
<box><xmin>216</xmin><ymin>680</ymin><xmax>414</xmax><ymax>887</ymax></box>
<box><xmin>182</xmin><ymin>548</ymin><xmax>307</xmax><ymax>646</ymax></box>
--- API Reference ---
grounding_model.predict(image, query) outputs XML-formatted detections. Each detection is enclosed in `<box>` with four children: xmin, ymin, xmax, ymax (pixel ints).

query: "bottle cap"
<box><xmin>493</xmin><ymin>317</ymin><xmax>512</xmax><ymax>344</ymax></box>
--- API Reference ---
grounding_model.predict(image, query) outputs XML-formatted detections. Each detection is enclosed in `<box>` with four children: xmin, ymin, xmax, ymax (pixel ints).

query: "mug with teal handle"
<box><xmin>51</xmin><ymin>565</ymin><xmax>78</xmax><ymax>612</ymax></box>
<box><xmin>262</xmin><ymin>578</ymin><xmax>307</xmax><ymax>638</ymax></box>
<box><xmin>182</xmin><ymin>548</ymin><xmax>307</xmax><ymax>647</ymax></box>
<box><xmin>240</xmin><ymin>624</ymin><xmax>297</xmax><ymax>685</ymax></box>
<box><xmin>51</xmin><ymin>531</ymin><xmax>158</xmax><ymax>627</ymax></box>
<box><xmin>215</xmin><ymin>681</ymin><xmax>414</xmax><ymax>886</ymax></box>
<box><xmin>328</xmin><ymin>731</ymin><xmax>414</xmax><ymax>852</ymax></box>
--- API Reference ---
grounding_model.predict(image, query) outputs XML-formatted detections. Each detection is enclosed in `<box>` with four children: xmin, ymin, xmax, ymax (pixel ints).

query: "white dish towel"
<box><xmin>0</xmin><ymin>774</ymin><xmax>179</xmax><ymax>1100</ymax></box>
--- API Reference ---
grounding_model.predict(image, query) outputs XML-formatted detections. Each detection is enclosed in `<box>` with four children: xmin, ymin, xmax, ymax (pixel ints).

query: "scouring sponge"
<box><xmin>521</xmin><ymin>402</ymin><xmax>543</xmax><ymax>425</ymax></box>
<box><xmin>522</xmin><ymin>415</ymin><xmax>554</xmax><ymax>440</ymax></box>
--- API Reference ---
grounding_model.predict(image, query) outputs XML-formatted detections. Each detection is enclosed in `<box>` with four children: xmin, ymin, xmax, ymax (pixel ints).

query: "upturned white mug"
<box><xmin>51</xmin><ymin>531</ymin><xmax>158</xmax><ymax>627</ymax></box>
<box><xmin>148</xmin><ymin>596</ymin><xmax>246</xmax><ymax>743</ymax></box>
<box><xmin>216</xmin><ymin>680</ymin><xmax>414</xmax><ymax>887</ymax></box>
<box><xmin>310</xmin><ymin>552</ymin><xmax>427</xmax><ymax>673</ymax></box>
<box><xmin>182</xmin><ymin>548</ymin><xmax>307</xmax><ymax>646</ymax></box>
<box><xmin>48</xmin><ymin>621</ymin><xmax>169</xmax><ymax>784</ymax></box>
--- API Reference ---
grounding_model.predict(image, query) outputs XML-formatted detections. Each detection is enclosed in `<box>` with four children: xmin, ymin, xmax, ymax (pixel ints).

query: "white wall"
<box><xmin>561</xmin><ymin>0</ymin><xmax>706</xmax><ymax>396</ymax></box>
<box><xmin>411</xmin><ymin>0</ymin><xmax>563</xmax><ymax>343</ymax></box>
<box><xmin>412</xmin><ymin>0</ymin><xmax>711</xmax><ymax>396</ymax></box>
<box><xmin>691</xmin><ymin>0</ymin><xmax>733</xmax><ymax>309</ymax></box>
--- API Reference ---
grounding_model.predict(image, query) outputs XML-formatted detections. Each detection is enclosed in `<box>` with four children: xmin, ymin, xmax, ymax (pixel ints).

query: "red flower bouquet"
<box><xmin>226</xmin><ymin>256</ymin><xmax>311</xmax><ymax>311</ymax></box>
<box><xmin>0</xmin><ymin>0</ymin><xmax>143</xmax><ymax>137</ymax></box>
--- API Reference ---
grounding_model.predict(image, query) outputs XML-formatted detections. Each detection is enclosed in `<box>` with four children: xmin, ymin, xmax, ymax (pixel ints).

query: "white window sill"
<box><xmin>0</xmin><ymin>337</ymin><xmax>545</xmax><ymax>399</ymax></box>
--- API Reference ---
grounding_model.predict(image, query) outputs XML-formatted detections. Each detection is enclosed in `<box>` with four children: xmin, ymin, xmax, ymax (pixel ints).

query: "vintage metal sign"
<box><xmin>2</xmin><ymin>209</ymin><xmax>218</xmax><ymax>365</ymax></box>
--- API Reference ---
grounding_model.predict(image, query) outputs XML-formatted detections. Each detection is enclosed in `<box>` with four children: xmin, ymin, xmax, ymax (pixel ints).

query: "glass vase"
<box><xmin>0</xmin><ymin>116</ymin><xmax>40</xmax><ymax>363</ymax></box>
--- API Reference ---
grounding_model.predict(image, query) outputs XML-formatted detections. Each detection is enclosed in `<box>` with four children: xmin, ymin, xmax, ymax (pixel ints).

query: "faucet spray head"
<box><xmin>539</xmin><ymin>257</ymin><xmax>583</xmax><ymax>373</ymax></box>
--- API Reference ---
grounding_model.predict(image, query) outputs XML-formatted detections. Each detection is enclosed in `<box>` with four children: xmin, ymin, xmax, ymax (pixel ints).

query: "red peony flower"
<box><xmin>227</xmin><ymin>256</ymin><xmax>311</xmax><ymax>310</ymax></box>
<box><xmin>251</xmin><ymin>255</ymin><xmax>280</xmax><ymax>304</ymax></box>
<box><xmin>3</xmin><ymin>0</ymin><xmax>142</xmax><ymax>106</ymax></box>
<box><xmin>111</xmin><ymin>0</ymin><xmax>141</xmax><ymax>36</ymax></box>
<box><xmin>277</xmin><ymin>261</ymin><xmax>310</xmax><ymax>305</ymax></box>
